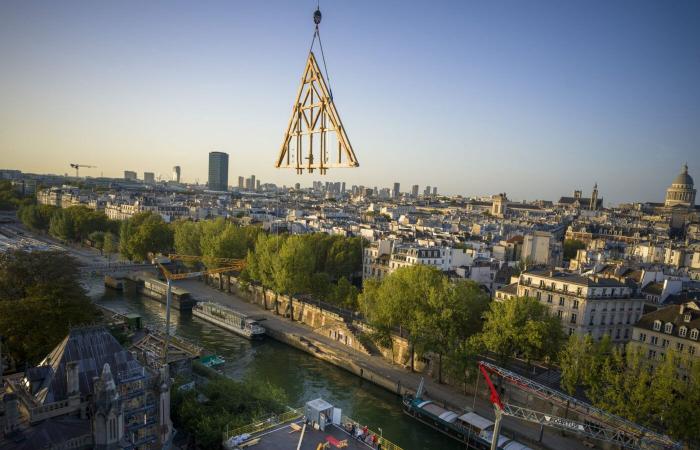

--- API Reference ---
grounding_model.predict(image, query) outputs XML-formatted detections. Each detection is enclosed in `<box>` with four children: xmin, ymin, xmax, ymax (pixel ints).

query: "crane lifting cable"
<box><xmin>275</xmin><ymin>5</ymin><xmax>359</xmax><ymax>175</ymax></box>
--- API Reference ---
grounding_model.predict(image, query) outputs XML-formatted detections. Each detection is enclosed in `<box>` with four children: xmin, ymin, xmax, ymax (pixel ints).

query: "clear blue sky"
<box><xmin>1</xmin><ymin>0</ymin><xmax>698</xmax><ymax>204</ymax></box>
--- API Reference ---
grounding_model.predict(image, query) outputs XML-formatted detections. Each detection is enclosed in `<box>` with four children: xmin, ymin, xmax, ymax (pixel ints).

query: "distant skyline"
<box><xmin>1</xmin><ymin>1</ymin><xmax>698</xmax><ymax>204</ymax></box>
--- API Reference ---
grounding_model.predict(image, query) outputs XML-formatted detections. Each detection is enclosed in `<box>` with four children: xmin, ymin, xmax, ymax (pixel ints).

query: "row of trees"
<box><xmin>18</xmin><ymin>204</ymin><xmax>120</xmax><ymax>244</ymax></box>
<box><xmin>559</xmin><ymin>335</ymin><xmax>700</xmax><ymax>444</ymax></box>
<box><xmin>0</xmin><ymin>250</ymin><xmax>100</xmax><ymax>365</ymax></box>
<box><xmin>243</xmin><ymin>232</ymin><xmax>363</xmax><ymax>309</ymax></box>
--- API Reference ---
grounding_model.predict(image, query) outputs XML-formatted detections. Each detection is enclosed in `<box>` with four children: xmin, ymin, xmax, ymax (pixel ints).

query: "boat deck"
<box><xmin>236</xmin><ymin>419</ymin><xmax>378</xmax><ymax>450</ymax></box>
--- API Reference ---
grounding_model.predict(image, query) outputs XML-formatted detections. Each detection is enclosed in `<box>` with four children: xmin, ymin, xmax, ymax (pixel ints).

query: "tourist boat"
<box><xmin>192</xmin><ymin>301</ymin><xmax>266</xmax><ymax>340</ymax></box>
<box><xmin>140</xmin><ymin>277</ymin><xmax>196</xmax><ymax>310</ymax></box>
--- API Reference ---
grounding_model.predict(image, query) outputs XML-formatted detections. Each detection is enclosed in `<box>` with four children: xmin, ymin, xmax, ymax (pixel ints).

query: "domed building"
<box><xmin>664</xmin><ymin>163</ymin><xmax>696</xmax><ymax>208</ymax></box>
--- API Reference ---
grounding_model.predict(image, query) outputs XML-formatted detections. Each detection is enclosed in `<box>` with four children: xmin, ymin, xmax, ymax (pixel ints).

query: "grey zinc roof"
<box><xmin>635</xmin><ymin>302</ymin><xmax>700</xmax><ymax>338</ymax></box>
<box><xmin>30</xmin><ymin>326</ymin><xmax>144</xmax><ymax>405</ymax></box>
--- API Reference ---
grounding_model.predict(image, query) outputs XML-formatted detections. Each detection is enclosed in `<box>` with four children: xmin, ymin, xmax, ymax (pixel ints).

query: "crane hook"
<box><xmin>313</xmin><ymin>8</ymin><xmax>322</xmax><ymax>26</ymax></box>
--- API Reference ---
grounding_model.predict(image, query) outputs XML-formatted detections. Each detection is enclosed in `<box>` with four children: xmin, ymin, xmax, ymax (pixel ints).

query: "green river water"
<box><xmin>92</xmin><ymin>284</ymin><xmax>463</xmax><ymax>450</ymax></box>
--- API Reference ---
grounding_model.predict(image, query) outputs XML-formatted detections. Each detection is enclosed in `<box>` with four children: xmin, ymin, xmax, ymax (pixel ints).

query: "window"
<box><xmin>648</xmin><ymin>349</ymin><xmax>656</xmax><ymax>359</ymax></box>
<box><xmin>662</xmin><ymin>339</ymin><xmax>669</xmax><ymax>348</ymax></box>
<box><xmin>569</xmin><ymin>328</ymin><xmax>575</xmax><ymax>336</ymax></box>
<box><xmin>559</xmin><ymin>297</ymin><xmax>565</xmax><ymax>306</ymax></box>
<box><xmin>638</xmin><ymin>333</ymin><xmax>646</xmax><ymax>342</ymax></box>
<box><xmin>653</xmin><ymin>320</ymin><xmax>661</xmax><ymax>331</ymax></box>
<box><xmin>602</xmin><ymin>288</ymin><xmax>607</xmax><ymax>296</ymax></box>
<box><xmin>524</xmin><ymin>289</ymin><xmax>529</xmax><ymax>297</ymax></box>
<box><xmin>557</xmin><ymin>310</ymin><xmax>563</xmax><ymax>318</ymax></box>
<box><xmin>564</xmin><ymin>284</ymin><xmax>568</xmax><ymax>293</ymax></box>
<box><xmin>684</xmin><ymin>313</ymin><xmax>692</xmax><ymax>323</ymax></box>
<box><xmin>546</xmin><ymin>294</ymin><xmax>552</xmax><ymax>303</ymax></box>
<box><xmin>664</xmin><ymin>323</ymin><xmax>673</xmax><ymax>334</ymax></box>
<box><xmin>540</xmin><ymin>280</ymin><xmax>545</xmax><ymax>288</ymax></box>
<box><xmin>624</xmin><ymin>328</ymin><xmax>629</xmax><ymax>339</ymax></box>
<box><xmin>615</xmin><ymin>329</ymin><xmax>621</xmax><ymax>339</ymax></box>
<box><xmin>570</xmin><ymin>313</ymin><xmax>577</xmax><ymax>324</ymax></box>
<box><xmin>651</xmin><ymin>336</ymin><xmax>658</xmax><ymax>345</ymax></box>
<box><xmin>691</xmin><ymin>329</ymin><xmax>699</xmax><ymax>340</ymax></box>
<box><xmin>679</xmin><ymin>326</ymin><xmax>687</xmax><ymax>338</ymax></box>
<box><xmin>577</xmin><ymin>287</ymin><xmax>582</xmax><ymax>296</ymax></box>
<box><xmin>690</xmin><ymin>346</ymin><xmax>696</xmax><ymax>356</ymax></box>
<box><xmin>676</xmin><ymin>342</ymin><xmax>685</xmax><ymax>352</ymax></box>
<box><xmin>536</xmin><ymin>291</ymin><xmax>542</xmax><ymax>300</ymax></box>
<box><xmin>573</xmin><ymin>300</ymin><xmax>579</xmax><ymax>310</ymax></box>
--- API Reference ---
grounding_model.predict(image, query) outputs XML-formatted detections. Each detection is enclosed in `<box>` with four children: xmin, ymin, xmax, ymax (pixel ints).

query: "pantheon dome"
<box><xmin>665</xmin><ymin>163</ymin><xmax>696</xmax><ymax>208</ymax></box>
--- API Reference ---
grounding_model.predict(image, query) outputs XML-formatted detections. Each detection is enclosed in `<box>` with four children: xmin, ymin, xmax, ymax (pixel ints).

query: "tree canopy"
<box><xmin>0</xmin><ymin>250</ymin><xmax>99</xmax><ymax>364</ymax></box>
<box><xmin>478</xmin><ymin>296</ymin><xmax>564</xmax><ymax>364</ymax></box>
<box><xmin>119</xmin><ymin>211</ymin><xmax>173</xmax><ymax>261</ymax></box>
<box><xmin>359</xmin><ymin>265</ymin><xmax>490</xmax><ymax>379</ymax></box>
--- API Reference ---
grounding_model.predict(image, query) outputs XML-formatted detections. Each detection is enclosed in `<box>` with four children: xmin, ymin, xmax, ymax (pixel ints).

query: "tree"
<box><xmin>18</xmin><ymin>204</ymin><xmax>56</xmax><ymax>231</ymax></box>
<box><xmin>173</xmin><ymin>220</ymin><xmax>203</xmax><ymax>257</ymax></box>
<box><xmin>102</xmin><ymin>232</ymin><xmax>118</xmax><ymax>264</ymax></box>
<box><xmin>88</xmin><ymin>231</ymin><xmax>105</xmax><ymax>249</ymax></box>
<box><xmin>359</xmin><ymin>265</ymin><xmax>489</xmax><ymax>374</ymax></box>
<box><xmin>119</xmin><ymin>212</ymin><xmax>173</xmax><ymax>261</ymax></box>
<box><xmin>0</xmin><ymin>250</ymin><xmax>99</xmax><ymax>364</ymax></box>
<box><xmin>559</xmin><ymin>334</ymin><xmax>595</xmax><ymax>395</ymax></box>
<box><xmin>563</xmin><ymin>239</ymin><xmax>586</xmax><ymax>260</ymax></box>
<box><xmin>49</xmin><ymin>209</ymin><xmax>76</xmax><ymax>241</ymax></box>
<box><xmin>479</xmin><ymin>296</ymin><xmax>564</xmax><ymax>365</ymax></box>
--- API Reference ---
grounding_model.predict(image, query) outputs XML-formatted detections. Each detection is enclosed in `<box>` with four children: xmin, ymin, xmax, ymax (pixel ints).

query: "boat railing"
<box><xmin>341</xmin><ymin>415</ymin><xmax>403</xmax><ymax>450</ymax></box>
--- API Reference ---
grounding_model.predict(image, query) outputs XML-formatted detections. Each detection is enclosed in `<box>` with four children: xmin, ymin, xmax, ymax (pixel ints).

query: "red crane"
<box><xmin>477</xmin><ymin>361</ymin><xmax>680</xmax><ymax>450</ymax></box>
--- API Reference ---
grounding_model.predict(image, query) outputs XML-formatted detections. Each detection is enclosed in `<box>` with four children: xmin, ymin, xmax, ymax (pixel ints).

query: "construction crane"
<box><xmin>155</xmin><ymin>254</ymin><xmax>245</xmax><ymax>364</ymax></box>
<box><xmin>69</xmin><ymin>163</ymin><xmax>96</xmax><ymax>178</ymax></box>
<box><xmin>477</xmin><ymin>361</ymin><xmax>681</xmax><ymax>450</ymax></box>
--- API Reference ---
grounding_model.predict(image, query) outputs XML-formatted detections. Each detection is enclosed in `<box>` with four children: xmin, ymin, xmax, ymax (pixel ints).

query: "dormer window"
<box><xmin>664</xmin><ymin>323</ymin><xmax>673</xmax><ymax>334</ymax></box>
<box><xmin>679</xmin><ymin>326</ymin><xmax>688</xmax><ymax>338</ymax></box>
<box><xmin>691</xmin><ymin>329</ymin><xmax>699</xmax><ymax>341</ymax></box>
<box><xmin>684</xmin><ymin>313</ymin><xmax>692</xmax><ymax>323</ymax></box>
<box><xmin>653</xmin><ymin>320</ymin><xmax>662</xmax><ymax>331</ymax></box>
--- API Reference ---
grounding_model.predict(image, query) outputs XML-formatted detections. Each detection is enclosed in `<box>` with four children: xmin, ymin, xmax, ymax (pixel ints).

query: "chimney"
<box><xmin>66</xmin><ymin>361</ymin><xmax>80</xmax><ymax>397</ymax></box>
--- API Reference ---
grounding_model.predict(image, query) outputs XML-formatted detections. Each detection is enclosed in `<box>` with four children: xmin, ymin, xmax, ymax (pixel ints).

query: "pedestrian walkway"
<box><xmin>178</xmin><ymin>279</ymin><xmax>591</xmax><ymax>450</ymax></box>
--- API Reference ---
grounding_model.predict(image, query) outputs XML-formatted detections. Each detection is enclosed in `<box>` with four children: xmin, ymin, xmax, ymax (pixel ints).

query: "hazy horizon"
<box><xmin>1</xmin><ymin>0</ymin><xmax>698</xmax><ymax>204</ymax></box>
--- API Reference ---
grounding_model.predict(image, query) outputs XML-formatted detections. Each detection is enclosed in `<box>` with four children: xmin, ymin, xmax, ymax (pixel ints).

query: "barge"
<box><xmin>402</xmin><ymin>393</ymin><xmax>532</xmax><ymax>450</ymax></box>
<box><xmin>192</xmin><ymin>301</ymin><xmax>266</xmax><ymax>339</ymax></box>
<box><xmin>140</xmin><ymin>278</ymin><xmax>197</xmax><ymax>310</ymax></box>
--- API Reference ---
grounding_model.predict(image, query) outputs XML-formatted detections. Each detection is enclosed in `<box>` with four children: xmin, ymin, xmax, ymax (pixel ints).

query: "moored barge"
<box><xmin>192</xmin><ymin>301</ymin><xmax>266</xmax><ymax>339</ymax></box>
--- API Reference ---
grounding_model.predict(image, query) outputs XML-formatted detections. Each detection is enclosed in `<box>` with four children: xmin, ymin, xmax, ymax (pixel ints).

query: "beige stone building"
<box><xmin>631</xmin><ymin>301</ymin><xmax>700</xmax><ymax>372</ymax></box>
<box><xmin>664</xmin><ymin>163</ymin><xmax>695</xmax><ymax>208</ymax></box>
<box><xmin>496</xmin><ymin>269</ymin><xmax>645</xmax><ymax>342</ymax></box>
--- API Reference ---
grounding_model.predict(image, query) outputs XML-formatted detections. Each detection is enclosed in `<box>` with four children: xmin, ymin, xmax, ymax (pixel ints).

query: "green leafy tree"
<box><xmin>119</xmin><ymin>212</ymin><xmax>173</xmax><ymax>261</ymax></box>
<box><xmin>559</xmin><ymin>334</ymin><xmax>595</xmax><ymax>395</ymax></box>
<box><xmin>173</xmin><ymin>220</ymin><xmax>203</xmax><ymax>257</ymax></box>
<box><xmin>18</xmin><ymin>204</ymin><xmax>57</xmax><ymax>231</ymax></box>
<box><xmin>102</xmin><ymin>232</ymin><xmax>118</xmax><ymax>264</ymax></box>
<box><xmin>0</xmin><ymin>250</ymin><xmax>99</xmax><ymax>364</ymax></box>
<box><xmin>479</xmin><ymin>296</ymin><xmax>564</xmax><ymax>364</ymax></box>
<box><xmin>49</xmin><ymin>209</ymin><xmax>76</xmax><ymax>241</ymax></box>
<box><xmin>88</xmin><ymin>231</ymin><xmax>105</xmax><ymax>249</ymax></box>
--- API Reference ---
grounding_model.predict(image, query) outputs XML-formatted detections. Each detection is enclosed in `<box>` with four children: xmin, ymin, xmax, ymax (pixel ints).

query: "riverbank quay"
<box><xmin>176</xmin><ymin>279</ymin><xmax>592</xmax><ymax>450</ymax></box>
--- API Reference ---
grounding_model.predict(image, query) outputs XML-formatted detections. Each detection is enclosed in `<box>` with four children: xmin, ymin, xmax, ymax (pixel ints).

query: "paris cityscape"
<box><xmin>1</xmin><ymin>1</ymin><xmax>699</xmax><ymax>450</ymax></box>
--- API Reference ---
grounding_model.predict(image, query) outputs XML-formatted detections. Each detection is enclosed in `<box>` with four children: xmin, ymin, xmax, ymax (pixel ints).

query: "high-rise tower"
<box><xmin>208</xmin><ymin>152</ymin><xmax>229</xmax><ymax>192</ymax></box>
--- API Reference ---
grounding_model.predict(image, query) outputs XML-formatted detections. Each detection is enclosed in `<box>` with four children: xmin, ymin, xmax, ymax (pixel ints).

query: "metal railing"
<box><xmin>341</xmin><ymin>415</ymin><xmax>403</xmax><ymax>450</ymax></box>
<box><xmin>223</xmin><ymin>407</ymin><xmax>304</xmax><ymax>441</ymax></box>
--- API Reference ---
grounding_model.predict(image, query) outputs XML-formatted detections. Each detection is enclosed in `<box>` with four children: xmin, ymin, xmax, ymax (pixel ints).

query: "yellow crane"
<box><xmin>155</xmin><ymin>254</ymin><xmax>246</xmax><ymax>364</ymax></box>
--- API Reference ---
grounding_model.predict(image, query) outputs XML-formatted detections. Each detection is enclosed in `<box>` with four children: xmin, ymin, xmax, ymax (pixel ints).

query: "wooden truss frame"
<box><xmin>275</xmin><ymin>51</ymin><xmax>359</xmax><ymax>174</ymax></box>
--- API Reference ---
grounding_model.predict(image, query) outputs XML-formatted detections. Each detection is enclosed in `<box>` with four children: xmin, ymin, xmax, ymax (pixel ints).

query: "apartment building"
<box><xmin>496</xmin><ymin>269</ymin><xmax>645</xmax><ymax>342</ymax></box>
<box><xmin>631</xmin><ymin>301</ymin><xmax>700</xmax><ymax>371</ymax></box>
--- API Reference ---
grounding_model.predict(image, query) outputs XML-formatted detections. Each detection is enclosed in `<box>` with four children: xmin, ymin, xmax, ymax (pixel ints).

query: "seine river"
<box><xmin>91</xmin><ymin>283</ymin><xmax>463</xmax><ymax>450</ymax></box>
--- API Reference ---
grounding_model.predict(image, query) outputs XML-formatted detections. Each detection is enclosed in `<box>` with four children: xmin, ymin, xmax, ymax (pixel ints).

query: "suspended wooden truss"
<box><xmin>275</xmin><ymin>51</ymin><xmax>359</xmax><ymax>174</ymax></box>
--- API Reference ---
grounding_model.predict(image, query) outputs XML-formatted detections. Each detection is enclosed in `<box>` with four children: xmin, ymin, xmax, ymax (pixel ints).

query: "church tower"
<box><xmin>590</xmin><ymin>183</ymin><xmax>599</xmax><ymax>211</ymax></box>
<box><xmin>92</xmin><ymin>364</ymin><xmax>124</xmax><ymax>450</ymax></box>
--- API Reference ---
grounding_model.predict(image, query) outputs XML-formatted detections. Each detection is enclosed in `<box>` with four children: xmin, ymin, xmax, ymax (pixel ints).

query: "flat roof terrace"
<box><xmin>232</xmin><ymin>419</ymin><xmax>384</xmax><ymax>450</ymax></box>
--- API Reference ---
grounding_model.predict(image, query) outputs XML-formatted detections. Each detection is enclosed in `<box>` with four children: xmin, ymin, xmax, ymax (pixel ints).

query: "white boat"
<box><xmin>192</xmin><ymin>301</ymin><xmax>266</xmax><ymax>339</ymax></box>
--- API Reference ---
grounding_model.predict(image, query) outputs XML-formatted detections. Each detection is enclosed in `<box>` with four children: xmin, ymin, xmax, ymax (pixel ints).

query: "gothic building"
<box><xmin>0</xmin><ymin>327</ymin><xmax>172</xmax><ymax>450</ymax></box>
<box><xmin>665</xmin><ymin>163</ymin><xmax>696</xmax><ymax>208</ymax></box>
<box><xmin>557</xmin><ymin>183</ymin><xmax>603</xmax><ymax>211</ymax></box>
